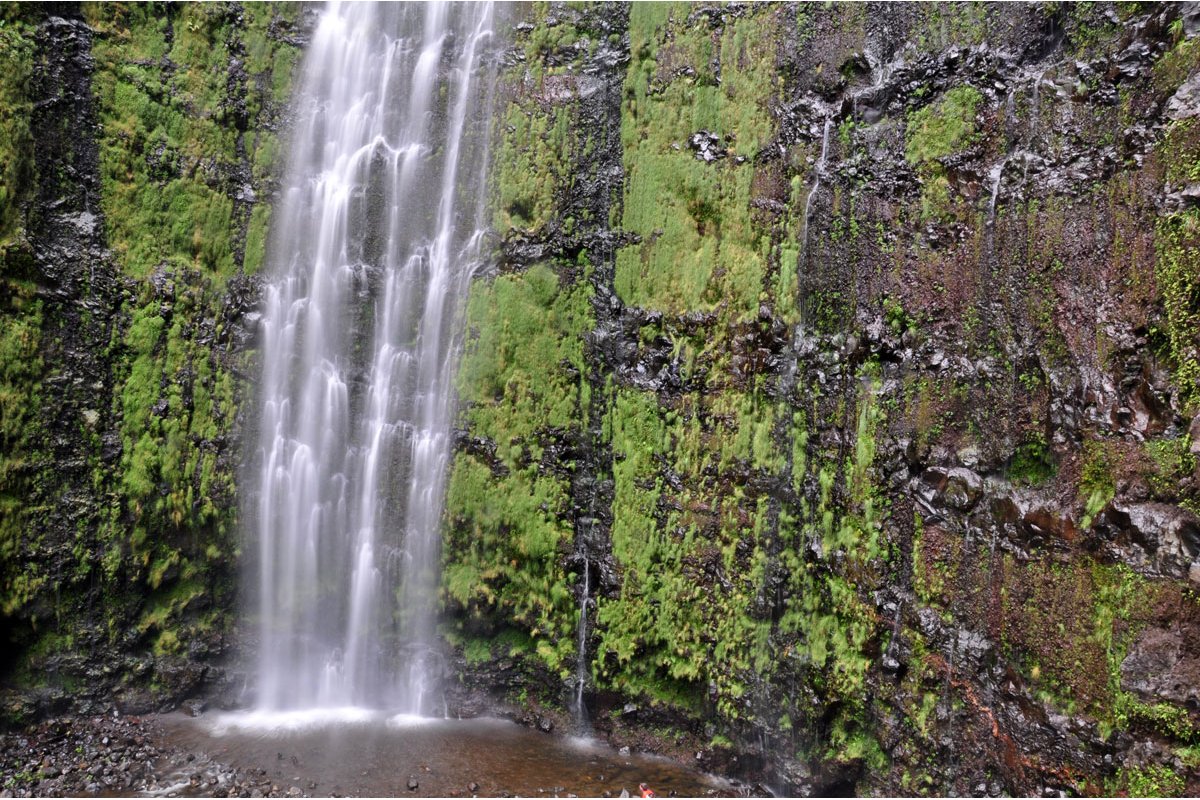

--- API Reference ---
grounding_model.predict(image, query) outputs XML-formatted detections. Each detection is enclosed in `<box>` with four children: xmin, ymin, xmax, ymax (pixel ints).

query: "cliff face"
<box><xmin>447</xmin><ymin>2</ymin><xmax>1200</xmax><ymax>795</ymax></box>
<box><xmin>1</xmin><ymin>1</ymin><xmax>1200</xmax><ymax>797</ymax></box>
<box><xmin>0</xmin><ymin>1</ymin><xmax>305</xmax><ymax>719</ymax></box>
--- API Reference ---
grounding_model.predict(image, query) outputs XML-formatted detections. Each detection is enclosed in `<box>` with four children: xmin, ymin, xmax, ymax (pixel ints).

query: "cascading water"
<box><xmin>249</xmin><ymin>0</ymin><xmax>496</xmax><ymax>715</ymax></box>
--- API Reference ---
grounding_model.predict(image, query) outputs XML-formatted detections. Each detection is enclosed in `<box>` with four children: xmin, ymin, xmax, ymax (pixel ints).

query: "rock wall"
<box><xmin>0</xmin><ymin>1</ymin><xmax>305</xmax><ymax>720</ymax></box>
<box><xmin>445</xmin><ymin>2</ymin><xmax>1200</xmax><ymax>796</ymax></box>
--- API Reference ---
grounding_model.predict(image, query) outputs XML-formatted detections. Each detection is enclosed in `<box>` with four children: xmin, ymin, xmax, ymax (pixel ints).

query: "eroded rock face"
<box><xmin>444</xmin><ymin>2</ymin><xmax>1200</xmax><ymax>796</ymax></box>
<box><xmin>1100</xmin><ymin>503</ymin><xmax>1200</xmax><ymax>579</ymax></box>
<box><xmin>1122</xmin><ymin>623</ymin><xmax>1200</xmax><ymax>707</ymax></box>
<box><xmin>0</xmin><ymin>4</ymin><xmax>306</xmax><ymax>722</ymax></box>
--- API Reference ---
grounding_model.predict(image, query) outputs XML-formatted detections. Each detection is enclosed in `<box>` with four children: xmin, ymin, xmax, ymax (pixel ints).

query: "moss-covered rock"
<box><xmin>0</xmin><ymin>2</ymin><xmax>303</xmax><ymax>719</ymax></box>
<box><xmin>446</xmin><ymin>1</ymin><xmax>1200</xmax><ymax>796</ymax></box>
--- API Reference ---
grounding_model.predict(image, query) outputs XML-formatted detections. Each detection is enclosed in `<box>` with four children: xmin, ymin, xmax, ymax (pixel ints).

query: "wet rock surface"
<box><xmin>448</xmin><ymin>1</ymin><xmax>1200</xmax><ymax>797</ymax></box>
<box><xmin>0</xmin><ymin>714</ymin><xmax>236</xmax><ymax>798</ymax></box>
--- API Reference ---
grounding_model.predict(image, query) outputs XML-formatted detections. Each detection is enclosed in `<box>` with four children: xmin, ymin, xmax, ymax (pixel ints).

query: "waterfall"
<box><xmin>986</xmin><ymin>156</ymin><xmax>1007</xmax><ymax>227</ymax></box>
<box><xmin>250</xmin><ymin>0</ymin><xmax>496</xmax><ymax>714</ymax></box>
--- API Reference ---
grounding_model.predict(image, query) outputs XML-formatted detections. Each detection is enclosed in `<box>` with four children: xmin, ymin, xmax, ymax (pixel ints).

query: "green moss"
<box><xmin>1007</xmin><ymin>433</ymin><xmax>1055</xmax><ymax>485</ymax></box>
<box><xmin>85</xmin><ymin>2</ymin><xmax>300</xmax><ymax>281</ymax></box>
<box><xmin>493</xmin><ymin>98</ymin><xmax>571</xmax><ymax>233</ymax></box>
<box><xmin>912</xmin><ymin>512</ymin><xmax>949</xmax><ymax>606</ymax></box>
<box><xmin>0</xmin><ymin>15</ymin><xmax>34</xmax><ymax>247</ymax></box>
<box><xmin>0</xmin><ymin>275</ymin><xmax>45</xmax><ymax>619</ymax></box>
<box><xmin>489</xmin><ymin>3</ymin><xmax>596</xmax><ymax>234</ymax></box>
<box><xmin>905</xmin><ymin>86</ymin><xmax>982</xmax><ymax>165</ymax></box>
<box><xmin>1153</xmin><ymin>210</ymin><xmax>1200</xmax><ymax>413</ymax></box>
<box><xmin>904</xmin><ymin>3</ymin><xmax>995</xmax><ymax>54</ymax></box>
<box><xmin>1116</xmin><ymin>696</ymin><xmax>1197</xmax><ymax>742</ymax></box>
<box><xmin>614</xmin><ymin>2</ymin><xmax>776</xmax><ymax>319</ymax></box>
<box><xmin>462</xmin><ymin>636</ymin><xmax>492</xmax><ymax>667</ymax></box>
<box><xmin>904</xmin><ymin>86</ymin><xmax>982</xmax><ymax>221</ymax></box>
<box><xmin>1080</xmin><ymin>440</ymin><xmax>1116</xmax><ymax>528</ymax></box>
<box><xmin>1144</xmin><ymin>437</ymin><xmax>1197</xmax><ymax>499</ymax></box>
<box><xmin>442</xmin><ymin>259</ymin><xmax>594</xmax><ymax>676</ymax></box>
<box><xmin>999</xmin><ymin>559</ymin><xmax>1173</xmax><ymax>738</ymax></box>
<box><xmin>1108</xmin><ymin>764</ymin><xmax>1186</xmax><ymax>798</ymax></box>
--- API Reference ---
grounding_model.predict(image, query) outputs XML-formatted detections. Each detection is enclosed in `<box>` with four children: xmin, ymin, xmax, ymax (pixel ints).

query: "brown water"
<box><xmin>156</xmin><ymin>711</ymin><xmax>745</xmax><ymax>798</ymax></box>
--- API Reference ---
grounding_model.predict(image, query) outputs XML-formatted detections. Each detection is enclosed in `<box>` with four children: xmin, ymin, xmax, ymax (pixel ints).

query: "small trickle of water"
<box><xmin>986</xmin><ymin>156</ymin><xmax>1007</xmax><ymax>227</ymax></box>
<box><xmin>1030</xmin><ymin>68</ymin><xmax>1048</xmax><ymax>145</ymax></box>
<box><xmin>573</xmin><ymin>557</ymin><xmax>592</xmax><ymax>732</ymax></box>
<box><xmin>799</xmin><ymin>116</ymin><xmax>834</xmax><ymax>274</ymax></box>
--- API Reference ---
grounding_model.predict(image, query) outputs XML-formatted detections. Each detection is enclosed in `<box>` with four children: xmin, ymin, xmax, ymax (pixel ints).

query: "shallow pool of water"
<box><xmin>158</xmin><ymin>710</ymin><xmax>742</xmax><ymax>797</ymax></box>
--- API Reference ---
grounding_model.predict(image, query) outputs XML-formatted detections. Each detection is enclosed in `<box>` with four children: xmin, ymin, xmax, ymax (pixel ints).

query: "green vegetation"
<box><xmin>0</xmin><ymin>277</ymin><xmax>45</xmax><ymax>618</ymax></box>
<box><xmin>77</xmin><ymin>2</ymin><xmax>301</xmax><ymax>652</ymax></box>
<box><xmin>85</xmin><ymin>2</ymin><xmax>300</xmax><ymax>280</ymax></box>
<box><xmin>443</xmin><ymin>260</ymin><xmax>594</xmax><ymax>675</ymax></box>
<box><xmin>452</xmin><ymin>2</ymin><xmax>902</xmax><ymax>774</ymax></box>
<box><xmin>1079</xmin><ymin>440</ymin><xmax>1116</xmax><ymax>529</ymax></box>
<box><xmin>1108</xmin><ymin>764</ymin><xmax>1186</xmax><ymax>798</ymax></box>
<box><xmin>108</xmin><ymin>282</ymin><xmax>238</xmax><ymax>581</ymax></box>
<box><xmin>0</xmin><ymin>12</ymin><xmax>47</xmax><ymax>626</ymax></box>
<box><xmin>1007</xmin><ymin>433</ymin><xmax>1055</xmax><ymax>485</ymax></box>
<box><xmin>904</xmin><ymin>85</ymin><xmax>982</xmax><ymax>220</ymax></box>
<box><xmin>0</xmin><ymin>3</ymin><xmax>301</xmax><ymax>696</ymax></box>
<box><xmin>0</xmin><ymin>13</ymin><xmax>34</xmax><ymax>247</ymax></box>
<box><xmin>776</xmin><ymin>381</ymin><xmax>886</xmax><ymax>748</ymax></box>
<box><xmin>614</xmin><ymin>2</ymin><xmax>777</xmax><ymax>318</ymax></box>
<box><xmin>1153</xmin><ymin>210</ymin><xmax>1200</xmax><ymax>413</ymax></box>
<box><xmin>997</xmin><ymin>559</ymin><xmax>1186</xmax><ymax>740</ymax></box>
<box><xmin>905</xmin><ymin>86</ymin><xmax>982</xmax><ymax>165</ymax></box>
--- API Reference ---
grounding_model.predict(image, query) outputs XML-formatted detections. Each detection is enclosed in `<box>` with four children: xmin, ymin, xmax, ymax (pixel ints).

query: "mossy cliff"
<box><xmin>0</xmin><ymin>2</ymin><xmax>305</xmax><ymax>719</ymax></box>
<box><xmin>0</xmin><ymin>1</ymin><xmax>1199</xmax><ymax>797</ymax></box>
<box><xmin>445</xmin><ymin>2</ymin><xmax>1200</xmax><ymax>795</ymax></box>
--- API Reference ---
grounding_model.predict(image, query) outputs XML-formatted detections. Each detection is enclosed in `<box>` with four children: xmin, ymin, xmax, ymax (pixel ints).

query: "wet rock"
<box><xmin>922</xmin><ymin>467</ymin><xmax>983</xmax><ymax>511</ymax></box>
<box><xmin>687</xmin><ymin>130</ymin><xmax>727</xmax><ymax>162</ymax></box>
<box><xmin>1101</xmin><ymin>503</ymin><xmax>1200</xmax><ymax>578</ymax></box>
<box><xmin>1167</xmin><ymin>72</ymin><xmax>1200</xmax><ymax>121</ymax></box>
<box><xmin>1120</xmin><ymin>623</ymin><xmax>1200</xmax><ymax>706</ymax></box>
<box><xmin>407</xmin><ymin>775</ymin><xmax>419</xmax><ymax>791</ymax></box>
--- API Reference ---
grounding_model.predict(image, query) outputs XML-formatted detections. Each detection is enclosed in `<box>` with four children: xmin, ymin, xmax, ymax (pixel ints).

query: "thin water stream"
<box><xmin>798</xmin><ymin>116</ymin><xmax>833</xmax><ymax>274</ymax></box>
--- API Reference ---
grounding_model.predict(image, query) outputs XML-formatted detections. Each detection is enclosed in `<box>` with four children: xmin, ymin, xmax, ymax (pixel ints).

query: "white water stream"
<box><xmin>249</xmin><ymin>0</ymin><xmax>496</xmax><ymax>714</ymax></box>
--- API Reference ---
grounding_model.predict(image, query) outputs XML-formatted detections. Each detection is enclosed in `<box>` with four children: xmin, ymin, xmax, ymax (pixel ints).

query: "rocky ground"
<box><xmin>0</xmin><ymin>708</ymin><xmax>755</xmax><ymax>798</ymax></box>
<box><xmin>0</xmin><ymin>713</ymin><xmax>266</xmax><ymax>798</ymax></box>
